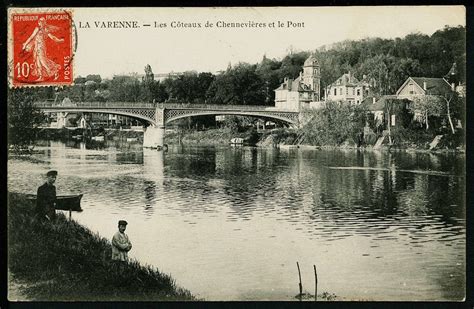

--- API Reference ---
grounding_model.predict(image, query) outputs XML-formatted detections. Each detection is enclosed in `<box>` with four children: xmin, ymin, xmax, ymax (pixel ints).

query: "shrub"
<box><xmin>301</xmin><ymin>101</ymin><xmax>367</xmax><ymax>146</ymax></box>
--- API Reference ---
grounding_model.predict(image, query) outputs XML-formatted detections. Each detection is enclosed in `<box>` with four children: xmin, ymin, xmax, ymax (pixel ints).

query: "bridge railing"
<box><xmin>34</xmin><ymin>101</ymin><xmax>298</xmax><ymax>112</ymax></box>
<box><xmin>158</xmin><ymin>103</ymin><xmax>284</xmax><ymax>111</ymax></box>
<box><xmin>34</xmin><ymin>101</ymin><xmax>156</xmax><ymax>108</ymax></box>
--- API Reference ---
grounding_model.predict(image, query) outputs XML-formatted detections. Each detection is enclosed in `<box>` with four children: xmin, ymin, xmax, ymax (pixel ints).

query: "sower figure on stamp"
<box><xmin>36</xmin><ymin>170</ymin><xmax>58</xmax><ymax>221</ymax></box>
<box><xmin>22</xmin><ymin>17</ymin><xmax>64</xmax><ymax>81</ymax></box>
<box><xmin>112</xmin><ymin>220</ymin><xmax>132</xmax><ymax>262</ymax></box>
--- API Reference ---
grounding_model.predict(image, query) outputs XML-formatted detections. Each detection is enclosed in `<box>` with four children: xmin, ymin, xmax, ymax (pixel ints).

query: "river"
<box><xmin>7</xmin><ymin>140</ymin><xmax>465</xmax><ymax>301</ymax></box>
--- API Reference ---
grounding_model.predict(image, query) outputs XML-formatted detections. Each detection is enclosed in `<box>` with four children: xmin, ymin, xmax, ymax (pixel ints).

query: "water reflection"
<box><xmin>7</xmin><ymin>142</ymin><xmax>465</xmax><ymax>301</ymax></box>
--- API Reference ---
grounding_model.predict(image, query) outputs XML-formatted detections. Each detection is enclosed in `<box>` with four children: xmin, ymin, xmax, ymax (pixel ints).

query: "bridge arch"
<box><xmin>41</xmin><ymin>108</ymin><xmax>157</xmax><ymax>126</ymax></box>
<box><xmin>165</xmin><ymin>110</ymin><xmax>298</xmax><ymax>128</ymax></box>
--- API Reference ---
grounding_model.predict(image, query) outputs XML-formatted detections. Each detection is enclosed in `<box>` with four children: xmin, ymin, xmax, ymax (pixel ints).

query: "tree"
<box><xmin>256</xmin><ymin>55</ymin><xmax>281</xmax><ymax>105</ymax></box>
<box><xmin>206</xmin><ymin>63</ymin><xmax>266</xmax><ymax>105</ymax></box>
<box><xmin>413</xmin><ymin>91</ymin><xmax>463</xmax><ymax>134</ymax></box>
<box><xmin>151</xmin><ymin>81</ymin><xmax>168</xmax><ymax>103</ymax></box>
<box><xmin>301</xmin><ymin>101</ymin><xmax>367</xmax><ymax>146</ymax></box>
<box><xmin>85</xmin><ymin>74</ymin><xmax>102</xmax><ymax>84</ymax></box>
<box><xmin>412</xmin><ymin>95</ymin><xmax>445</xmax><ymax>131</ymax></box>
<box><xmin>141</xmin><ymin>64</ymin><xmax>155</xmax><ymax>102</ymax></box>
<box><xmin>8</xmin><ymin>89</ymin><xmax>47</xmax><ymax>151</ymax></box>
<box><xmin>107</xmin><ymin>75</ymin><xmax>141</xmax><ymax>102</ymax></box>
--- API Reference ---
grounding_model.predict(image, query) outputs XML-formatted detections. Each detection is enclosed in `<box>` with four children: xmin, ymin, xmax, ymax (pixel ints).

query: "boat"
<box><xmin>126</xmin><ymin>137</ymin><xmax>138</xmax><ymax>142</ymax></box>
<box><xmin>230</xmin><ymin>137</ymin><xmax>244</xmax><ymax>145</ymax></box>
<box><xmin>20</xmin><ymin>193</ymin><xmax>84</xmax><ymax>211</ymax></box>
<box><xmin>91</xmin><ymin>136</ymin><xmax>104</xmax><ymax>141</ymax></box>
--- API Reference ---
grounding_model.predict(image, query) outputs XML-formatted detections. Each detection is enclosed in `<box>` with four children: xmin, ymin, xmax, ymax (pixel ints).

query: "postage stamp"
<box><xmin>8</xmin><ymin>9</ymin><xmax>74</xmax><ymax>87</ymax></box>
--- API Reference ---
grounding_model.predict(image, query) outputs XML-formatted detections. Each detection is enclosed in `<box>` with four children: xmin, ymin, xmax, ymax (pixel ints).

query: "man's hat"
<box><xmin>46</xmin><ymin>170</ymin><xmax>58</xmax><ymax>177</ymax></box>
<box><xmin>118</xmin><ymin>220</ymin><xmax>128</xmax><ymax>226</ymax></box>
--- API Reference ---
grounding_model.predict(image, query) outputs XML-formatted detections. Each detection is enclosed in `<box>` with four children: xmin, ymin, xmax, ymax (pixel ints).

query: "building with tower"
<box><xmin>274</xmin><ymin>54</ymin><xmax>321</xmax><ymax>111</ymax></box>
<box><xmin>302</xmin><ymin>54</ymin><xmax>321</xmax><ymax>101</ymax></box>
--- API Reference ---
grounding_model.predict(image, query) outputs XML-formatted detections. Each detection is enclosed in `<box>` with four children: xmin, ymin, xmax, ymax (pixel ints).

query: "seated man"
<box><xmin>36</xmin><ymin>170</ymin><xmax>57</xmax><ymax>221</ymax></box>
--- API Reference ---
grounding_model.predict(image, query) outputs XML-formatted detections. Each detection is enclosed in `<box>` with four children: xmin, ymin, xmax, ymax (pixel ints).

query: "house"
<box><xmin>363</xmin><ymin>71</ymin><xmax>458</xmax><ymax>132</ymax></box>
<box><xmin>362</xmin><ymin>95</ymin><xmax>413</xmax><ymax>131</ymax></box>
<box><xmin>395</xmin><ymin>77</ymin><xmax>453</xmax><ymax>99</ymax></box>
<box><xmin>274</xmin><ymin>54</ymin><xmax>321</xmax><ymax>111</ymax></box>
<box><xmin>325</xmin><ymin>72</ymin><xmax>373</xmax><ymax>105</ymax></box>
<box><xmin>395</xmin><ymin>74</ymin><xmax>461</xmax><ymax>123</ymax></box>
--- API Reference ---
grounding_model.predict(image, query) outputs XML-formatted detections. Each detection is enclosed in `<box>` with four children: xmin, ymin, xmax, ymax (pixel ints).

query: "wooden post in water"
<box><xmin>314</xmin><ymin>265</ymin><xmax>318</xmax><ymax>301</ymax></box>
<box><xmin>296</xmin><ymin>262</ymin><xmax>303</xmax><ymax>300</ymax></box>
<box><xmin>69</xmin><ymin>205</ymin><xmax>72</xmax><ymax>221</ymax></box>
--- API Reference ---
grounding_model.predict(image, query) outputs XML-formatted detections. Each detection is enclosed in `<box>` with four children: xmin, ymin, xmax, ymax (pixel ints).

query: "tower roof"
<box><xmin>304</xmin><ymin>54</ymin><xmax>319</xmax><ymax>67</ymax></box>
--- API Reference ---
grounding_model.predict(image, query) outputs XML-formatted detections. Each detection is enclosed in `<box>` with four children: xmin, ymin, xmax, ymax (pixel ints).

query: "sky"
<box><xmin>70</xmin><ymin>6</ymin><xmax>465</xmax><ymax>78</ymax></box>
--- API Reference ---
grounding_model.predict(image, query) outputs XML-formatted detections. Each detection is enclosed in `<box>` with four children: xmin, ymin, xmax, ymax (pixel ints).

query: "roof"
<box><xmin>361</xmin><ymin>95</ymin><xmax>403</xmax><ymax>111</ymax></box>
<box><xmin>330</xmin><ymin>73</ymin><xmax>360</xmax><ymax>87</ymax></box>
<box><xmin>396</xmin><ymin>77</ymin><xmax>452</xmax><ymax>96</ymax></box>
<box><xmin>304</xmin><ymin>55</ymin><xmax>319</xmax><ymax>67</ymax></box>
<box><xmin>275</xmin><ymin>76</ymin><xmax>312</xmax><ymax>92</ymax></box>
<box><xmin>360</xmin><ymin>96</ymin><xmax>384</xmax><ymax>111</ymax></box>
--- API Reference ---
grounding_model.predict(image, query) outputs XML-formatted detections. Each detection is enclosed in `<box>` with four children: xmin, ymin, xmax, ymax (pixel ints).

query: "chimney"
<box><xmin>451</xmin><ymin>83</ymin><xmax>455</xmax><ymax>91</ymax></box>
<box><xmin>423</xmin><ymin>81</ymin><xmax>427</xmax><ymax>90</ymax></box>
<box><xmin>372</xmin><ymin>97</ymin><xmax>376</xmax><ymax>104</ymax></box>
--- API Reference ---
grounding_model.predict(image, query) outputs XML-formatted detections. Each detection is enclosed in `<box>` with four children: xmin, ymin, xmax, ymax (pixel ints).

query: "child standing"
<box><xmin>111</xmin><ymin>220</ymin><xmax>132</xmax><ymax>262</ymax></box>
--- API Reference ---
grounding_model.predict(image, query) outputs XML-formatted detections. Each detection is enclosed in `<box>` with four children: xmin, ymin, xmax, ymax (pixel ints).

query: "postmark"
<box><xmin>8</xmin><ymin>9</ymin><xmax>74</xmax><ymax>87</ymax></box>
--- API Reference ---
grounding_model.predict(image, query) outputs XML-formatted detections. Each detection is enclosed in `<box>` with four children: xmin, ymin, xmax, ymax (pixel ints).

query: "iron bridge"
<box><xmin>34</xmin><ymin>101</ymin><xmax>300</xmax><ymax>127</ymax></box>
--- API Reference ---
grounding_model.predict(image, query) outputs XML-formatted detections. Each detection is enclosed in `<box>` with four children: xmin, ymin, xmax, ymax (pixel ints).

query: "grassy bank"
<box><xmin>8</xmin><ymin>193</ymin><xmax>195</xmax><ymax>301</ymax></box>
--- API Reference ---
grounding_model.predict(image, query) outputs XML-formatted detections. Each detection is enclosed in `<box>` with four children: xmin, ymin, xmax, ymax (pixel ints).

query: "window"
<box><xmin>339</xmin><ymin>88</ymin><xmax>342</xmax><ymax>95</ymax></box>
<box><xmin>357</xmin><ymin>89</ymin><xmax>361</xmax><ymax>96</ymax></box>
<box><xmin>346</xmin><ymin>88</ymin><xmax>349</xmax><ymax>95</ymax></box>
<box><xmin>334</xmin><ymin>88</ymin><xmax>337</xmax><ymax>96</ymax></box>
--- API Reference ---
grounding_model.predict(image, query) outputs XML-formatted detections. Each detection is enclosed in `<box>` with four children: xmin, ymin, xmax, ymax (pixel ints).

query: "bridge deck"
<box><xmin>35</xmin><ymin>102</ymin><xmax>297</xmax><ymax>112</ymax></box>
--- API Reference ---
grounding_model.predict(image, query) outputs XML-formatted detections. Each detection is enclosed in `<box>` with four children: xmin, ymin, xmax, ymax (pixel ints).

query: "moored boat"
<box><xmin>91</xmin><ymin>136</ymin><xmax>104</xmax><ymax>141</ymax></box>
<box><xmin>18</xmin><ymin>193</ymin><xmax>84</xmax><ymax>211</ymax></box>
<box><xmin>230</xmin><ymin>137</ymin><xmax>244</xmax><ymax>145</ymax></box>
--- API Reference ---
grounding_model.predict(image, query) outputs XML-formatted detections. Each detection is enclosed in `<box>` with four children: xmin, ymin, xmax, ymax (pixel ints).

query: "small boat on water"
<box><xmin>20</xmin><ymin>193</ymin><xmax>84</xmax><ymax>211</ymax></box>
<box><xmin>91</xmin><ymin>136</ymin><xmax>104</xmax><ymax>141</ymax></box>
<box><xmin>230</xmin><ymin>137</ymin><xmax>244</xmax><ymax>145</ymax></box>
<box><xmin>126</xmin><ymin>137</ymin><xmax>138</xmax><ymax>142</ymax></box>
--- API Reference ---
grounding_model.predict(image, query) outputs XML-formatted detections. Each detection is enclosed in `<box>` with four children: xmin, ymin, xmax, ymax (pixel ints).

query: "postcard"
<box><xmin>7</xmin><ymin>6</ymin><xmax>466</xmax><ymax>302</ymax></box>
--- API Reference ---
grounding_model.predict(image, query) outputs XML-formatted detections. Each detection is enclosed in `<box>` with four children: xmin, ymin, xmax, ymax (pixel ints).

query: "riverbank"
<box><xmin>164</xmin><ymin>127</ymin><xmax>464</xmax><ymax>154</ymax></box>
<box><xmin>7</xmin><ymin>193</ymin><xmax>195</xmax><ymax>301</ymax></box>
<box><xmin>32</xmin><ymin>127</ymin><xmax>464</xmax><ymax>154</ymax></box>
<box><xmin>36</xmin><ymin>127</ymin><xmax>143</xmax><ymax>141</ymax></box>
<box><xmin>164</xmin><ymin>127</ymin><xmax>259</xmax><ymax>145</ymax></box>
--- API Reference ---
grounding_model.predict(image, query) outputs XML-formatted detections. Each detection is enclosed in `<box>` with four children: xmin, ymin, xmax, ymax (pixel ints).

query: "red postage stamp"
<box><xmin>8</xmin><ymin>9</ymin><xmax>74</xmax><ymax>87</ymax></box>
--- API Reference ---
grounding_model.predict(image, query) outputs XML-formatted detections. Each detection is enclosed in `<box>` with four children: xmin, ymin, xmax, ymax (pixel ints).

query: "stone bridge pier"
<box><xmin>143</xmin><ymin>107</ymin><xmax>165</xmax><ymax>148</ymax></box>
